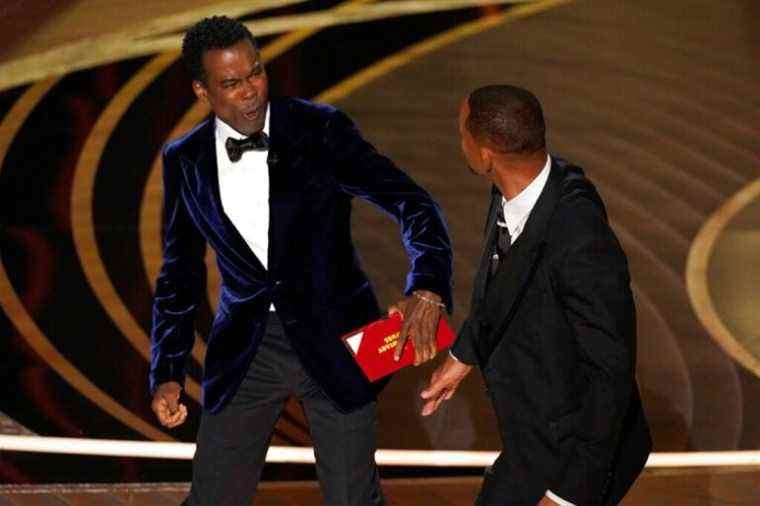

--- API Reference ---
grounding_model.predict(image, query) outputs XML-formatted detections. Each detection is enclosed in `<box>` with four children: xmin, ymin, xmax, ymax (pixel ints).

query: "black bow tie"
<box><xmin>225</xmin><ymin>131</ymin><xmax>269</xmax><ymax>162</ymax></box>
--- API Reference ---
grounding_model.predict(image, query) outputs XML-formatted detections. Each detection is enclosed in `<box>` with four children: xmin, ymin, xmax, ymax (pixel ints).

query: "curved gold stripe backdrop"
<box><xmin>0</xmin><ymin>0</ymin><xmax>537</xmax><ymax>92</ymax></box>
<box><xmin>3</xmin><ymin>0</ymin><xmax>758</xmax><ymax>456</ymax></box>
<box><xmin>0</xmin><ymin>79</ymin><xmax>174</xmax><ymax>442</ymax></box>
<box><xmin>686</xmin><ymin>178</ymin><xmax>760</xmax><ymax>378</ymax></box>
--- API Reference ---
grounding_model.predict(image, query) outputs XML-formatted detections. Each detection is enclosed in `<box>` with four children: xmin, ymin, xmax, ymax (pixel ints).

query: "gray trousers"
<box><xmin>187</xmin><ymin>313</ymin><xmax>385</xmax><ymax>506</ymax></box>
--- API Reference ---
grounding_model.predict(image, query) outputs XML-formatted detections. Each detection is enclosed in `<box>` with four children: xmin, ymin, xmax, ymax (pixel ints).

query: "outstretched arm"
<box><xmin>326</xmin><ymin>109</ymin><xmax>453</xmax><ymax>364</ymax></box>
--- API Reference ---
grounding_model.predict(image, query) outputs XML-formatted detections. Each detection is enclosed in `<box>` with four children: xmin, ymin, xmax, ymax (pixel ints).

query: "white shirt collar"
<box><xmin>499</xmin><ymin>154</ymin><xmax>552</xmax><ymax>241</ymax></box>
<box><xmin>214</xmin><ymin>103</ymin><xmax>270</xmax><ymax>141</ymax></box>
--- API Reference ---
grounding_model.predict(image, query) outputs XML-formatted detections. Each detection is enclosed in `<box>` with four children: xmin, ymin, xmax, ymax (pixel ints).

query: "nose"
<box><xmin>242</xmin><ymin>77</ymin><xmax>258</xmax><ymax>99</ymax></box>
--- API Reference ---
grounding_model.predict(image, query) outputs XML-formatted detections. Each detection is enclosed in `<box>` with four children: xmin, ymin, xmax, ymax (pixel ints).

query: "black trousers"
<box><xmin>187</xmin><ymin>313</ymin><xmax>385</xmax><ymax>506</ymax></box>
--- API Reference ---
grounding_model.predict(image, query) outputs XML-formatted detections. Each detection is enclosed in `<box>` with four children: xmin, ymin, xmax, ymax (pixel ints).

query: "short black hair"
<box><xmin>182</xmin><ymin>16</ymin><xmax>258</xmax><ymax>82</ymax></box>
<box><xmin>466</xmin><ymin>85</ymin><xmax>545</xmax><ymax>154</ymax></box>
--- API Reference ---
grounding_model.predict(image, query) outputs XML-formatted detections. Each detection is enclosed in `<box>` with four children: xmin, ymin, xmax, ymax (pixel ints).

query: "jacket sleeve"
<box><xmin>325</xmin><ymin>109</ymin><xmax>453</xmax><ymax>311</ymax></box>
<box><xmin>549</xmin><ymin>196</ymin><xmax>637</xmax><ymax>505</ymax></box>
<box><xmin>149</xmin><ymin>146</ymin><xmax>207</xmax><ymax>394</ymax></box>
<box><xmin>450</xmin><ymin>317</ymin><xmax>479</xmax><ymax>365</ymax></box>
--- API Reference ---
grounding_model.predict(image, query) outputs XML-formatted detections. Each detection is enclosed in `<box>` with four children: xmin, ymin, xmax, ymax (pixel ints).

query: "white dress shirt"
<box><xmin>498</xmin><ymin>154</ymin><xmax>551</xmax><ymax>245</ymax></box>
<box><xmin>215</xmin><ymin>107</ymin><xmax>275</xmax><ymax>311</ymax></box>
<box><xmin>215</xmin><ymin>108</ymin><xmax>270</xmax><ymax>267</ymax></box>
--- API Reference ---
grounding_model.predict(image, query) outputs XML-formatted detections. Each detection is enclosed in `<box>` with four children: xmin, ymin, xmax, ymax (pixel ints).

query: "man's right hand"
<box><xmin>151</xmin><ymin>381</ymin><xmax>188</xmax><ymax>428</ymax></box>
<box><xmin>420</xmin><ymin>355</ymin><xmax>473</xmax><ymax>416</ymax></box>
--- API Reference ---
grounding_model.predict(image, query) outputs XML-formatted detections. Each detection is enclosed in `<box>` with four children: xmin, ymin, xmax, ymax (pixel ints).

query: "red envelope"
<box><xmin>341</xmin><ymin>313</ymin><xmax>456</xmax><ymax>382</ymax></box>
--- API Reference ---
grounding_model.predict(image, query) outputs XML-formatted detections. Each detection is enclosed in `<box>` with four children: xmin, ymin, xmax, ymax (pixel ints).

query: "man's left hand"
<box><xmin>420</xmin><ymin>355</ymin><xmax>472</xmax><ymax>416</ymax></box>
<box><xmin>537</xmin><ymin>496</ymin><xmax>560</xmax><ymax>506</ymax></box>
<box><xmin>387</xmin><ymin>289</ymin><xmax>443</xmax><ymax>365</ymax></box>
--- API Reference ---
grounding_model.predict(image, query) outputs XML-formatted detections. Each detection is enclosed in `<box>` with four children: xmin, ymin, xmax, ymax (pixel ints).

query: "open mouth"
<box><xmin>243</xmin><ymin>109</ymin><xmax>259</xmax><ymax>120</ymax></box>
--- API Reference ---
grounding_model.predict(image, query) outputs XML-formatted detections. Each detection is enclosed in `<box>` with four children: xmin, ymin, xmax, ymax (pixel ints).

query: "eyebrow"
<box><xmin>218</xmin><ymin>61</ymin><xmax>263</xmax><ymax>85</ymax></box>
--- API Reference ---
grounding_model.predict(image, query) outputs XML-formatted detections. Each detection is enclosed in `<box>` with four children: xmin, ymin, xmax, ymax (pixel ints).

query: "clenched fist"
<box><xmin>151</xmin><ymin>381</ymin><xmax>188</xmax><ymax>428</ymax></box>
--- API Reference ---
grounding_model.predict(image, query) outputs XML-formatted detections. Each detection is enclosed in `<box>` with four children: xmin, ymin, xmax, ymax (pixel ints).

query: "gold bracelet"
<box><xmin>414</xmin><ymin>292</ymin><xmax>445</xmax><ymax>308</ymax></box>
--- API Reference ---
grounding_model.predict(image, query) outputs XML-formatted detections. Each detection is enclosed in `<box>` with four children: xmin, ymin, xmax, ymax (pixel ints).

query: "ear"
<box><xmin>192</xmin><ymin>80</ymin><xmax>209</xmax><ymax>103</ymax></box>
<box><xmin>479</xmin><ymin>145</ymin><xmax>493</xmax><ymax>171</ymax></box>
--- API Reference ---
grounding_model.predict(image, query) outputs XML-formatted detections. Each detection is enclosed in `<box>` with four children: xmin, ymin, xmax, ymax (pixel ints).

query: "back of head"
<box><xmin>182</xmin><ymin>16</ymin><xmax>258</xmax><ymax>83</ymax></box>
<box><xmin>467</xmin><ymin>85</ymin><xmax>546</xmax><ymax>154</ymax></box>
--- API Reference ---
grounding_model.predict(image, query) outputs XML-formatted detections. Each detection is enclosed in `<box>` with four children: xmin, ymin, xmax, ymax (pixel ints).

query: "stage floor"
<box><xmin>1</xmin><ymin>468</ymin><xmax>759</xmax><ymax>505</ymax></box>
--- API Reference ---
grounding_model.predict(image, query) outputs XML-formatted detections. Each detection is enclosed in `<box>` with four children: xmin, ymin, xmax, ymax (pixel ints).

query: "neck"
<box><xmin>489</xmin><ymin>150</ymin><xmax>547</xmax><ymax>199</ymax></box>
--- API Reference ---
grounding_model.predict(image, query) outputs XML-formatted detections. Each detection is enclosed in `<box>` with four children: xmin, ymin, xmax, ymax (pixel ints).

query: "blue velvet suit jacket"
<box><xmin>149</xmin><ymin>97</ymin><xmax>453</xmax><ymax>414</ymax></box>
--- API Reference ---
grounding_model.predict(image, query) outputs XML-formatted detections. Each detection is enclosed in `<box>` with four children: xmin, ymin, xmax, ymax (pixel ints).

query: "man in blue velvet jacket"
<box><xmin>148</xmin><ymin>16</ymin><xmax>453</xmax><ymax>506</ymax></box>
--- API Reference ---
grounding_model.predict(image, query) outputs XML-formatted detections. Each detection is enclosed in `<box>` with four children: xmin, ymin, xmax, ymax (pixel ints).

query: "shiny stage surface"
<box><xmin>1</xmin><ymin>469</ymin><xmax>759</xmax><ymax>505</ymax></box>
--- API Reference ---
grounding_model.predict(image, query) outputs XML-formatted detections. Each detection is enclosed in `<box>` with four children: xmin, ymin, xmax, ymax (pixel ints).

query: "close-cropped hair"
<box><xmin>182</xmin><ymin>15</ymin><xmax>259</xmax><ymax>82</ymax></box>
<box><xmin>467</xmin><ymin>85</ymin><xmax>546</xmax><ymax>154</ymax></box>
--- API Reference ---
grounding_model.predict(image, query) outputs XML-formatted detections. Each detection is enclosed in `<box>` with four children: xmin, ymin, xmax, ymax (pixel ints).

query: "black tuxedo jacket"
<box><xmin>150</xmin><ymin>97</ymin><xmax>453</xmax><ymax>414</ymax></box>
<box><xmin>453</xmin><ymin>158</ymin><xmax>651</xmax><ymax>505</ymax></box>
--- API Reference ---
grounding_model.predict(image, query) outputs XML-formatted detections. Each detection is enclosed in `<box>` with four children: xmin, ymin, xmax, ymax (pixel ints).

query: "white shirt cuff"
<box><xmin>546</xmin><ymin>490</ymin><xmax>575</xmax><ymax>506</ymax></box>
<box><xmin>448</xmin><ymin>349</ymin><xmax>461</xmax><ymax>362</ymax></box>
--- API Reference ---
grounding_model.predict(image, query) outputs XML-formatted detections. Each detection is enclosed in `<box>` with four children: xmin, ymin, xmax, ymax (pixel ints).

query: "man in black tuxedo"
<box><xmin>421</xmin><ymin>86</ymin><xmax>651</xmax><ymax>505</ymax></box>
<box><xmin>148</xmin><ymin>16</ymin><xmax>453</xmax><ymax>506</ymax></box>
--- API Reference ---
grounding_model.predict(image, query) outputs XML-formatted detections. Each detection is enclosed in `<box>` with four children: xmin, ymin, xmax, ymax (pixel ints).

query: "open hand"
<box><xmin>420</xmin><ymin>355</ymin><xmax>472</xmax><ymax>416</ymax></box>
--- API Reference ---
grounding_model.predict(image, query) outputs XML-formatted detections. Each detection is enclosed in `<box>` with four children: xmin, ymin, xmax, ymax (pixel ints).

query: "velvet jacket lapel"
<box><xmin>266</xmin><ymin>97</ymin><xmax>309</xmax><ymax>275</ymax></box>
<box><xmin>179</xmin><ymin>98</ymin><xmax>313</xmax><ymax>278</ymax></box>
<box><xmin>180</xmin><ymin>118</ymin><xmax>266</xmax><ymax>275</ymax></box>
<box><xmin>475</xmin><ymin>159</ymin><xmax>564</xmax><ymax>363</ymax></box>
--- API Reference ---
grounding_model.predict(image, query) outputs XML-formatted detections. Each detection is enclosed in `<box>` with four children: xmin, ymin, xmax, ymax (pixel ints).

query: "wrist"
<box><xmin>414</xmin><ymin>289</ymin><xmax>441</xmax><ymax>300</ymax></box>
<box><xmin>413</xmin><ymin>291</ymin><xmax>445</xmax><ymax>308</ymax></box>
